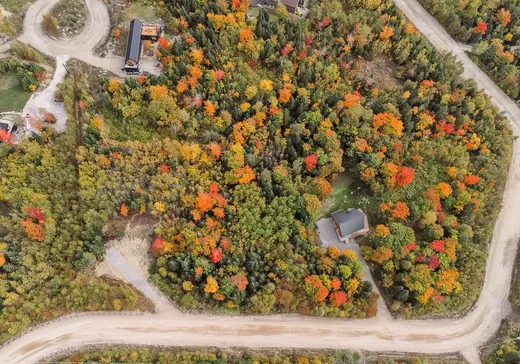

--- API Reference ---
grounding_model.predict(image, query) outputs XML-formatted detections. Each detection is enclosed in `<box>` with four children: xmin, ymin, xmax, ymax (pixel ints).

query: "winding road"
<box><xmin>1</xmin><ymin>0</ymin><xmax>520</xmax><ymax>363</ymax></box>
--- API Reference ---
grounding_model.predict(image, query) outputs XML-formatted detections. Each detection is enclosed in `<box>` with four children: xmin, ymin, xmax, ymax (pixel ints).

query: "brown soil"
<box><xmin>356</xmin><ymin>56</ymin><xmax>399</xmax><ymax>90</ymax></box>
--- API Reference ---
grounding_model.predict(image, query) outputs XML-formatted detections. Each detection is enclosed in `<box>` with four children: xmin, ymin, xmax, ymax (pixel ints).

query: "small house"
<box><xmin>330</xmin><ymin>209</ymin><xmax>369</xmax><ymax>243</ymax></box>
<box><xmin>124</xmin><ymin>19</ymin><xmax>143</xmax><ymax>73</ymax></box>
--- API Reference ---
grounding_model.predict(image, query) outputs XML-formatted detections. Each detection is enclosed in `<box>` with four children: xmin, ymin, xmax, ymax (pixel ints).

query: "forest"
<box><xmin>80</xmin><ymin>0</ymin><xmax>512</xmax><ymax>317</ymax></box>
<box><xmin>0</xmin><ymin>0</ymin><xmax>514</xmax><ymax>339</ymax></box>
<box><xmin>482</xmin><ymin>320</ymin><xmax>520</xmax><ymax>363</ymax></box>
<box><xmin>418</xmin><ymin>0</ymin><xmax>520</xmax><ymax>101</ymax></box>
<box><xmin>56</xmin><ymin>347</ymin><xmax>463</xmax><ymax>364</ymax></box>
<box><xmin>58</xmin><ymin>348</ymin><xmax>359</xmax><ymax>364</ymax></box>
<box><xmin>0</xmin><ymin>121</ymin><xmax>153</xmax><ymax>342</ymax></box>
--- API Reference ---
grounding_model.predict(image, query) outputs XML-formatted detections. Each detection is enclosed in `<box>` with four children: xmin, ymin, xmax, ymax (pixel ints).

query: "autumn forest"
<box><xmin>0</xmin><ymin>0</ymin><xmax>514</xmax><ymax>341</ymax></box>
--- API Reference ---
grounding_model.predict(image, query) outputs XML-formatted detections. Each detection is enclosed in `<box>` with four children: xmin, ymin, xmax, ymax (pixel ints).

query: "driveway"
<box><xmin>23</xmin><ymin>55</ymin><xmax>69</xmax><ymax>134</ymax></box>
<box><xmin>317</xmin><ymin>218</ymin><xmax>392</xmax><ymax>320</ymax></box>
<box><xmin>105</xmin><ymin>248</ymin><xmax>180</xmax><ymax>316</ymax></box>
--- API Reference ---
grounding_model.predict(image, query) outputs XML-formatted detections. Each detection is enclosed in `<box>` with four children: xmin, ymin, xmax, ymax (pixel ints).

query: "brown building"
<box><xmin>141</xmin><ymin>25</ymin><xmax>162</xmax><ymax>41</ymax></box>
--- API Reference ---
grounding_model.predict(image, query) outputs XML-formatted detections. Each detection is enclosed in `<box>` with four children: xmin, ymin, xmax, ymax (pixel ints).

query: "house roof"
<box><xmin>281</xmin><ymin>0</ymin><xmax>299</xmax><ymax>8</ymax></box>
<box><xmin>331</xmin><ymin>209</ymin><xmax>366</xmax><ymax>237</ymax></box>
<box><xmin>125</xmin><ymin>19</ymin><xmax>143</xmax><ymax>64</ymax></box>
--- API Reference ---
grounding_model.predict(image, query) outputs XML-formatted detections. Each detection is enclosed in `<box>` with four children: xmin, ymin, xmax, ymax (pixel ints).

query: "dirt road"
<box><xmin>17</xmin><ymin>0</ymin><xmax>125</xmax><ymax>75</ymax></box>
<box><xmin>0</xmin><ymin>0</ymin><xmax>519</xmax><ymax>363</ymax></box>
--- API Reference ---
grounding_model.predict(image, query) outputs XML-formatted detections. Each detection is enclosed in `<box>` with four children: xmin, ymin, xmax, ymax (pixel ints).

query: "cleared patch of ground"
<box><xmin>106</xmin><ymin>214</ymin><xmax>160</xmax><ymax>279</ymax></box>
<box><xmin>356</xmin><ymin>56</ymin><xmax>399</xmax><ymax>90</ymax></box>
<box><xmin>95</xmin><ymin>214</ymin><xmax>157</xmax><ymax>285</ymax></box>
<box><xmin>0</xmin><ymin>74</ymin><xmax>30</xmax><ymax>112</ymax></box>
<box><xmin>320</xmin><ymin>171</ymin><xmax>378</xmax><ymax>220</ymax></box>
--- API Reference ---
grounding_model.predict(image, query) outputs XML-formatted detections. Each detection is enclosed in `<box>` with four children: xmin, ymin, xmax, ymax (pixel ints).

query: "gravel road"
<box><xmin>0</xmin><ymin>0</ymin><xmax>519</xmax><ymax>363</ymax></box>
<box><xmin>17</xmin><ymin>0</ymin><xmax>125</xmax><ymax>75</ymax></box>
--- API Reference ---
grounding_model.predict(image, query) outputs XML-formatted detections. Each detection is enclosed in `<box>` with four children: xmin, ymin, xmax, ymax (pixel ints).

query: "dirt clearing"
<box><xmin>106</xmin><ymin>214</ymin><xmax>160</xmax><ymax>280</ymax></box>
<box><xmin>356</xmin><ymin>56</ymin><xmax>399</xmax><ymax>90</ymax></box>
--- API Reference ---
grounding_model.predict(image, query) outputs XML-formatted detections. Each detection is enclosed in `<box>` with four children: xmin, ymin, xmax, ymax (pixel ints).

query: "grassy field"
<box><xmin>0</xmin><ymin>74</ymin><xmax>30</xmax><ymax>112</ymax></box>
<box><xmin>320</xmin><ymin>171</ymin><xmax>379</xmax><ymax>220</ymax></box>
<box><xmin>247</xmin><ymin>7</ymin><xmax>278</xmax><ymax>21</ymax></box>
<box><xmin>123</xmin><ymin>1</ymin><xmax>157</xmax><ymax>23</ymax></box>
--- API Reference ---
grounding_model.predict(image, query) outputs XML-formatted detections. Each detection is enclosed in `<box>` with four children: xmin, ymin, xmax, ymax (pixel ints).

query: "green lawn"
<box><xmin>123</xmin><ymin>2</ymin><xmax>157</xmax><ymax>23</ymax></box>
<box><xmin>0</xmin><ymin>74</ymin><xmax>30</xmax><ymax>112</ymax></box>
<box><xmin>320</xmin><ymin>171</ymin><xmax>379</xmax><ymax>221</ymax></box>
<box><xmin>247</xmin><ymin>7</ymin><xmax>278</xmax><ymax>21</ymax></box>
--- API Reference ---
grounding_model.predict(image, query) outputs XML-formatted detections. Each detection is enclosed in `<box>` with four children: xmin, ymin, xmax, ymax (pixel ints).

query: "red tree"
<box><xmin>281</xmin><ymin>44</ymin><xmax>293</xmax><ymax>56</ymax></box>
<box><xmin>319</xmin><ymin>17</ymin><xmax>331</xmax><ymax>28</ymax></box>
<box><xmin>304</xmin><ymin>154</ymin><xmax>317</xmax><ymax>171</ymax></box>
<box><xmin>429</xmin><ymin>255</ymin><xmax>440</xmax><ymax>269</ymax></box>
<box><xmin>475</xmin><ymin>22</ymin><xmax>488</xmax><ymax>35</ymax></box>
<box><xmin>151</xmin><ymin>237</ymin><xmax>164</xmax><ymax>256</ymax></box>
<box><xmin>430</xmin><ymin>240</ymin><xmax>445</xmax><ymax>253</ymax></box>
<box><xmin>464</xmin><ymin>175</ymin><xmax>480</xmax><ymax>185</ymax></box>
<box><xmin>0</xmin><ymin>130</ymin><xmax>12</xmax><ymax>145</ymax></box>
<box><xmin>329</xmin><ymin>291</ymin><xmax>347</xmax><ymax>307</ymax></box>
<box><xmin>395</xmin><ymin>166</ymin><xmax>415</xmax><ymax>187</ymax></box>
<box><xmin>159</xmin><ymin>164</ymin><xmax>170</xmax><ymax>173</ymax></box>
<box><xmin>210</xmin><ymin>248</ymin><xmax>222</xmax><ymax>263</ymax></box>
<box><xmin>158</xmin><ymin>36</ymin><xmax>170</xmax><ymax>49</ymax></box>
<box><xmin>27</xmin><ymin>207</ymin><xmax>45</xmax><ymax>221</ymax></box>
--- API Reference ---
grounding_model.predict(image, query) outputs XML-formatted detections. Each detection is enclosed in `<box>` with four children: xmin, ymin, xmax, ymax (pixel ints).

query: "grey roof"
<box><xmin>281</xmin><ymin>0</ymin><xmax>299</xmax><ymax>8</ymax></box>
<box><xmin>331</xmin><ymin>209</ymin><xmax>365</xmax><ymax>237</ymax></box>
<box><xmin>125</xmin><ymin>19</ymin><xmax>143</xmax><ymax>65</ymax></box>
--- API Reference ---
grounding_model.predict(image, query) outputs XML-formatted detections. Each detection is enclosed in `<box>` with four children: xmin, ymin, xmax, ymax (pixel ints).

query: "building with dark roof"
<box><xmin>280</xmin><ymin>0</ymin><xmax>300</xmax><ymax>13</ymax></box>
<box><xmin>330</xmin><ymin>209</ymin><xmax>369</xmax><ymax>242</ymax></box>
<box><xmin>124</xmin><ymin>19</ymin><xmax>143</xmax><ymax>73</ymax></box>
<box><xmin>256</xmin><ymin>0</ymin><xmax>301</xmax><ymax>13</ymax></box>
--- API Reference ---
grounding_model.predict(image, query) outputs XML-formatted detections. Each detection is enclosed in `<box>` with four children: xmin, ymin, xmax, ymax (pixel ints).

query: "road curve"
<box><xmin>1</xmin><ymin>0</ymin><xmax>520</xmax><ymax>363</ymax></box>
<box><xmin>17</xmin><ymin>0</ymin><xmax>125</xmax><ymax>75</ymax></box>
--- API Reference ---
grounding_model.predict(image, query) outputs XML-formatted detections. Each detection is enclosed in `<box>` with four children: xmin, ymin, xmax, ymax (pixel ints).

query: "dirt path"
<box><xmin>105</xmin><ymin>247</ymin><xmax>180</xmax><ymax>315</ymax></box>
<box><xmin>0</xmin><ymin>0</ymin><xmax>520</xmax><ymax>363</ymax></box>
<box><xmin>23</xmin><ymin>55</ymin><xmax>69</xmax><ymax>133</ymax></box>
